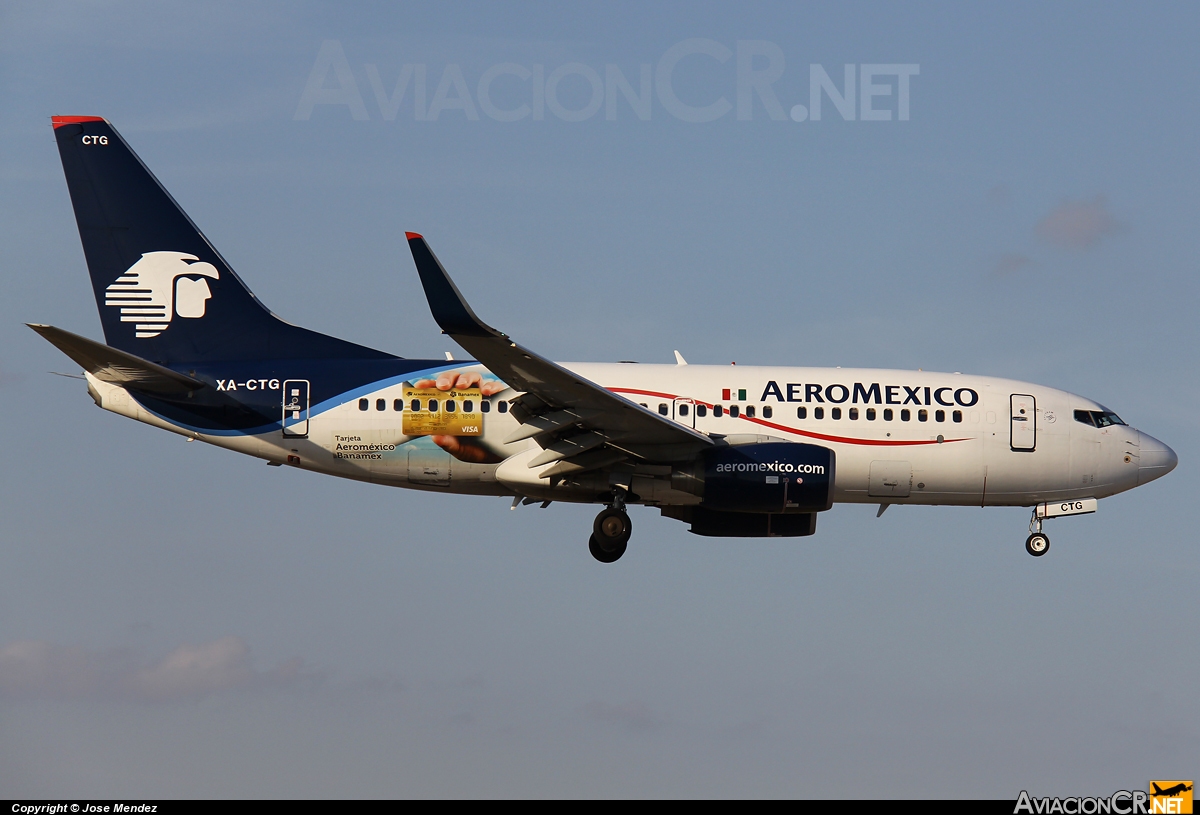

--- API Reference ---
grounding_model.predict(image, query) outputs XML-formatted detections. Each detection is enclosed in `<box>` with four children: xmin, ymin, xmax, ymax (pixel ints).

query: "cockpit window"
<box><xmin>1075</xmin><ymin>409</ymin><xmax>1126</xmax><ymax>428</ymax></box>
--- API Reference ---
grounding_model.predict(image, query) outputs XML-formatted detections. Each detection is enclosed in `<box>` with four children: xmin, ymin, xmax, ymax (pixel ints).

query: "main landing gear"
<box><xmin>1026</xmin><ymin>510</ymin><xmax>1050</xmax><ymax>557</ymax></box>
<box><xmin>589</xmin><ymin>493</ymin><xmax>632</xmax><ymax>563</ymax></box>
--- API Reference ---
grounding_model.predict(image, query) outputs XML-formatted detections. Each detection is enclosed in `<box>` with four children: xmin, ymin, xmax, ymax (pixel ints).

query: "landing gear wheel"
<box><xmin>589</xmin><ymin>534</ymin><xmax>626</xmax><ymax>563</ymax></box>
<box><xmin>1025</xmin><ymin>533</ymin><xmax>1050</xmax><ymax>557</ymax></box>
<box><xmin>593</xmin><ymin>507</ymin><xmax>632</xmax><ymax>548</ymax></box>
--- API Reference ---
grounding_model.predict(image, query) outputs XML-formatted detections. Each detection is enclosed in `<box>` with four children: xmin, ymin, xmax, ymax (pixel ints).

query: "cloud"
<box><xmin>1035</xmin><ymin>195</ymin><xmax>1122</xmax><ymax>249</ymax></box>
<box><xmin>131</xmin><ymin>636</ymin><xmax>304</xmax><ymax>701</ymax></box>
<box><xmin>0</xmin><ymin>636</ymin><xmax>306</xmax><ymax>702</ymax></box>
<box><xmin>583</xmin><ymin>700</ymin><xmax>664</xmax><ymax>731</ymax></box>
<box><xmin>0</xmin><ymin>640</ymin><xmax>114</xmax><ymax>699</ymax></box>
<box><xmin>990</xmin><ymin>253</ymin><xmax>1032</xmax><ymax>276</ymax></box>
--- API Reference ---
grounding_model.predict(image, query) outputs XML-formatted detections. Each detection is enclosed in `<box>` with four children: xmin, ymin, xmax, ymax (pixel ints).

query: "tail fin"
<box><xmin>52</xmin><ymin>116</ymin><xmax>393</xmax><ymax>363</ymax></box>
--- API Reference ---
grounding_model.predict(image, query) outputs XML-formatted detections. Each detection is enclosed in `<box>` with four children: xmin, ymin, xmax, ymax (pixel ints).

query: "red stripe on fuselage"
<box><xmin>607</xmin><ymin>386</ymin><xmax>968</xmax><ymax>447</ymax></box>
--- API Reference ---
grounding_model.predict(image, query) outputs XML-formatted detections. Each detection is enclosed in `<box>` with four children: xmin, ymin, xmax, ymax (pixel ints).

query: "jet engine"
<box><xmin>661</xmin><ymin>442</ymin><xmax>835</xmax><ymax>537</ymax></box>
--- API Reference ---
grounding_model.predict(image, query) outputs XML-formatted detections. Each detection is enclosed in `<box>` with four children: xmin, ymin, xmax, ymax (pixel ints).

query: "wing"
<box><xmin>405</xmin><ymin>233</ymin><xmax>712</xmax><ymax>478</ymax></box>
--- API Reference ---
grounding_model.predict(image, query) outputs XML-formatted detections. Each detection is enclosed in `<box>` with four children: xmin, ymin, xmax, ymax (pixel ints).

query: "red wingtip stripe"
<box><xmin>405</xmin><ymin>231</ymin><xmax>423</xmax><ymax>240</ymax></box>
<box><xmin>52</xmin><ymin>115</ymin><xmax>105</xmax><ymax>129</ymax></box>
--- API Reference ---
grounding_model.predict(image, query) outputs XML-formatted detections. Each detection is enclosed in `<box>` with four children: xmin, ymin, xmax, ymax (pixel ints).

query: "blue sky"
<box><xmin>1</xmin><ymin>1</ymin><xmax>1197</xmax><ymax>797</ymax></box>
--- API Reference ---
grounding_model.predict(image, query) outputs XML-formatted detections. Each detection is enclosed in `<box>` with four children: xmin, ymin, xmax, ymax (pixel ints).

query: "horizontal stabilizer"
<box><xmin>28</xmin><ymin>324</ymin><xmax>206</xmax><ymax>395</ymax></box>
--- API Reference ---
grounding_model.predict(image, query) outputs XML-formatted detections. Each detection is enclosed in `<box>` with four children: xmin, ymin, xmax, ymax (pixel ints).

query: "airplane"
<box><xmin>33</xmin><ymin>116</ymin><xmax>1178</xmax><ymax>563</ymax></box>
<box><xmin>1151</xmin><ymin>783</ymin><xmax>1193</xmax><ymax>798</ymax></box>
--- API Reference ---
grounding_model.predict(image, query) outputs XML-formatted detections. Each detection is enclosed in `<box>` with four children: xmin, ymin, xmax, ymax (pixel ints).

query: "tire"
<box><xmin>1025</xmin><ymin>533</ymin><xmax>1050</xmax><ymax>557</ymax></box>
<box><xmin>589</xmin><ymin>534</ymin><xmax>626</xmax><ymax>563</ymax></box>
<box><xmin>593</xmin><ymin>507</ymin><xmax>632</xmax><ymax>547</ymax></box>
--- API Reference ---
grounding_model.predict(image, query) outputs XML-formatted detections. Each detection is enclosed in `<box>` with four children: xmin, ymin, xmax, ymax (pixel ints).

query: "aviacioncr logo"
<box><xmin>104</xmin><ymin>251</ymin><xmax>220</xmax><ymax>338</ymax></box>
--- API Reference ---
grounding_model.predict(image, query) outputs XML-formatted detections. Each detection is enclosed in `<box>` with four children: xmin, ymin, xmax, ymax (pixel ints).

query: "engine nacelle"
<box><xmin>661</xmin><ymin>505</ymin><xmax>818</xmax><ymax>537</ymax></box>
<box><xmin>674</xmin><ymin>442</ymin><xmax>835</xmax><ymax>514</ymax></box>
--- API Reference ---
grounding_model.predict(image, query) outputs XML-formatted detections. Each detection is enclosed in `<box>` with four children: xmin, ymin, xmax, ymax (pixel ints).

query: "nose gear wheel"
<box><xmin>1026</xmin><ymin>533</ymin><xmax>1050</xmax><ymax>556</ymax></box>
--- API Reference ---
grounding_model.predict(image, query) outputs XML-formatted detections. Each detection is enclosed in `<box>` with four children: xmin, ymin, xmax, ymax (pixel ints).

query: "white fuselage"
<box><xmin>87</xmin><ymin>362</ymin><xmax>1168</xmax><ymax>510</ymax></box>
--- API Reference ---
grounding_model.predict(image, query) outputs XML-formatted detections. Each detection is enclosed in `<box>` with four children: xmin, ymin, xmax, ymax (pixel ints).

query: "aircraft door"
<box><xmin>1010</xmin><ymin>394</ymin><xmax>1036</xmax><ymax>451</ymax></box>
<box><xmin>673</xmin><ymin>398</ymin><xmax>696</xmax><ymax>429</ymax></box>
<box><xmin>282</xmin><ymin>379</ymin><xmax>310</xmax><ymax>437</ymax></box>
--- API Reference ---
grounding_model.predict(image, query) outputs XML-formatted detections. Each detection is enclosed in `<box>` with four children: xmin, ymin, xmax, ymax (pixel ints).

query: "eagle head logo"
<box><xmin>104</xmin><ymin>252</ymin><xmax>220</xmax><ymax>338</ymax></box>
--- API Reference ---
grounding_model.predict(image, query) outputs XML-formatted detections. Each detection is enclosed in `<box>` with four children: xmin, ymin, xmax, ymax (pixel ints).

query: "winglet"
<box><xmin>405</xmin><ymin>231</ymin><xmax>423</xmax><ymax>240</ymax></box>
<box><xmin>405</xmin><ymin>234</ymin><xmax>503</xmax><ymax>339</ymax></box>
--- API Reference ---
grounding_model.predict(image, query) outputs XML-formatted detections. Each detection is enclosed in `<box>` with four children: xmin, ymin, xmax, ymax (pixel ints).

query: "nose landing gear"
<box><xmin>1026</xmin><ymin>510</ymin><xmax>1050</xmax><ymax>557</ymax></box>
<box><xmin>589</xmin><ymin>493</ymin><xmax>632</xmax><ymax>563</ymax></box>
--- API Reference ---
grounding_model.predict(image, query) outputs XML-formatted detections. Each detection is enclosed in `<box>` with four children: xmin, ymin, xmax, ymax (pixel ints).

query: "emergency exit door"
<box><xmin>282</xmin><ymin>380</ymin><xmax>310</xmax><ymax>437</ymax></box>
<box><xmin>1010</xmin><ymin>393</ymin><xmax>1036</xmax><ymax>451</ymax></box>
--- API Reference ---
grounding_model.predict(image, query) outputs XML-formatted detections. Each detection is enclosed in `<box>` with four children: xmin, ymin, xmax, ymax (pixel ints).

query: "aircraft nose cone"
<box><xmin>1138</xmin><ymin>432</ymin><xmax>1178</xmax><ymax>485</ymax></box>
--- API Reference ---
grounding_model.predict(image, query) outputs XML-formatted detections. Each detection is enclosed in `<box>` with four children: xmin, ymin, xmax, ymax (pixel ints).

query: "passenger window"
<box><xmin>410</xmin><ymin>399</ymin><xmax>421</xmax><ymax>412</ymax></box>
<box><xmin>935</xmin><ymin>409</ymin><xmax>945</xmax><ymax>422</ymax></box>
<box><xmin>714</xmin><ymin>405</ymin><xmax>724</xmax><ymax>417</ymax></box>
<box><xmin>901</xmin><ymin>409</ymin><xmax>910</xmax><ymax>422</ymax></box>
<box><xmin>796</xmin><ymin>406</ymin><xmax>807</xmax><ymax>419</ymax></box>
<box><xmin>883</xmin><ymin>409</ymin><xmax>893</xmax><ymax>421</ymax></box>
<box><xmin>762</xmin><ymin>405</ymin><xmax>772</xmax><ymax>418</ymax></box>
<box><xmin>849</xmin><ymin>407</ymin><xmax>859</xmax><ymax>420</ymax></box>
<box><xmin>866</xmin><ymin>408</ymin><xmax>876</xmax><ymax>421</ymax></box>
<box><xmin>745</xmin><ymin>405</ymin><xmax>756</xmax><ymax>418</ymax></box>
<box><xmin>376</xmin><ymin>398</ymin><xmax>386</xmax><ymax>411</ymax></box>
<box><xmin>678</xmin><ymin>403</ymin><xmax>689</xmax><ymax>416</ymax></box>
<box><xmin>831</xmin><ymin>407</ymin><xmax>841</xmax><ymax>420</ymax></box>
<box><xmin>463</xmin><ymin>399</ymin><xmax>473</xmax><ymax>412</ymax></box>
<box><xmin>428</xmin><ymin>399</ymin><xmax>439</xmax><ymax>412</ymax></box>
<box><xmin>952</xmin><ymin>410</ymin><xmax>963</xmax><ymax>423</ymax></box>
<box><xmin>814</xmin><ymin>407</ymin><xmax>824</xmax><ymax>420</ymax></box>
<box><xmin>481</xmin><ymin>400</ymin><xmax>491</xmax><ymax>413</ymax></box>
<box><xmin>446</xmin><ymin>400</ymin><xmax>456</xmax><ymax>413</ymax></box>
<box><xmin>658</xmin><ymin>403</ymin><xmax>669</xmax><ymax>416</ymax></box>
<box><xmin>358</xmin><ymin>398</ymin><xmax>369</xmax><ymax>411</ymax></box>
<box><xmin>696</xmin><ymin>404</ymin><xmax>707</xmax><ymax>417</ymax></box>
<box><xmin>393</xmin><ymin>399</ymin><xmax>403</xmax><ymax>411</ymax></box>
<box><xmin>729</xmin><ymin>405</ymin><xmax>740</xmax><ymax>418</ymax></box>
<box><xmin>918</xmin><ymin>409</ymin><xmax>927</xmax><ymax>422</ymax></box>
<box><xmin>498</xmin><ymin>401</ymin><xmax>508</xmax><ymax>414</ymax></box>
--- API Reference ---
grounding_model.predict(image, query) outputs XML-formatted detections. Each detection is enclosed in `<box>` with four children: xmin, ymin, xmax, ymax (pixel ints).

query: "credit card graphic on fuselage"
<box><xmin>401</xmin><ymin>386</ymin><xmax>483</xmax><ymax>436</ymax></box>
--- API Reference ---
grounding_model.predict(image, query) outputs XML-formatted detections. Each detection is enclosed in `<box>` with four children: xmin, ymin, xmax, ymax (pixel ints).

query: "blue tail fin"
<box><xmin>52</xmin><ymin>116</ymin><xmax>394</xmax><ymax>363</ymax></box>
